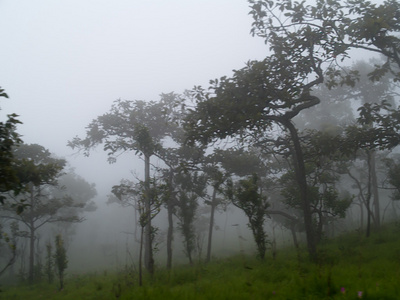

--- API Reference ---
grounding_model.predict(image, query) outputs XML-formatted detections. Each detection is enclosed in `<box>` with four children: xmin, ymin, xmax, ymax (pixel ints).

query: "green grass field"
<box><xmin>2</xmin><ymin>223</ymin><xmax>400</xmax><ymax>299</ymax></box>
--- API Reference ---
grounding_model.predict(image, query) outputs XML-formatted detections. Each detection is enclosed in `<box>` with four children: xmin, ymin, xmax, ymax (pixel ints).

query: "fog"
<box><xmin>0</xmin><ymin>0</ymin><xmax>267</xmax><ymax>190</ymax></box>
<box><xmin>0</xmin><ymin>0</ymin><xmax>270</xmax><ymax>274</ymax></box>
<box><xmin>2</xmin><ymin>1</ymin><xmax>399</xmax><ymax>292</ymax></box>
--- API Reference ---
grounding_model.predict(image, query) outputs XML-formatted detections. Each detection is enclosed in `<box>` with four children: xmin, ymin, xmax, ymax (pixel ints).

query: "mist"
<box><xmin>1</xmin><ymin>0</ymin><xmax>400</xmax><ymax>298</ymax></box>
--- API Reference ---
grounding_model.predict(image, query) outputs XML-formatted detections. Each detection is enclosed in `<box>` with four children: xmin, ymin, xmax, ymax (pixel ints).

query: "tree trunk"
<box><xmin>284</xmin><ymin>120</ymin><xmax>317</xmax><ymax>260</ymax></box>
<box><xmin>28</xmin><ymin>185</ymin><xmax>35</xmax><ymax>283</ymax></box>
<box><xmin>359</xmin><ymin>200</ymin><xmax>364</xmax><ymax>230</ymax></box>
<box><xmin>271</xmin><ymin>224</ymin><xmax>277</xmax><ymax>260</ymax></box>
<box><xmin>59</xmin><ymin>271</ymin><xmax>64</xmax><ymax>290</ymax></box>
<box><xmin>370</xmin><ymin>151</ymin><xmax>380</xmax><ymax>228</ymax></box>
<box><xmin>28</xmin><ymin>225</ymin><xmax>35</xmax><ymax>283</ymax></box>
<box><xmin>187</xmin><ymin>247</ymin><xmax>193</xmax><ymax>265</ymax></box>
<box><xmin>290</xmin><ymin>223</ymin><xmax>299</xmax><ymax>249</ymax></box>
<box><xmin>139</xmin><ymin>225</ymin><xmax>144</xmax><ymax>286</ymax></box>
<box><xmin>143</xmin><ymin>154</ymin><xmax>154</xmax><ymax>274</ymax></box>
<box><xmin>366</xmin><ymin>151</ymin><xmax>373</xmax><ymax>237</ymax></box>
<box><xmin>206</xmin><ymin>187</ymin><xmax>217</xmax><ymax>263</ymax></box>
<box><xmin>316</xmin><ymin>211</ymin><xmax>323</xmax><ymax>243</ymax></box>
<box><xmin>166</xmin><ymin>194</ymin><xmax>174</xmax><ymax>270</ymax></box>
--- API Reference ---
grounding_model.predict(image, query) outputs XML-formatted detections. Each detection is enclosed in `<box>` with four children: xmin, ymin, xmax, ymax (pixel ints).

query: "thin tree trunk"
<box><xmin>144</xmin><ymin>154</ymin><xmax>154</xmax><ymax>274</ymax></box>
<box><xmin>0</xmin><ymin>242</ymin><xmax>17</xmax><ymax>278</ymax></box>
<box><xmin>366</xmin><ymin>151</ymin><xmax>373</xmax><ymax>238</ymax></box>
<box><xmin>59</xmin><ymin>272</ymin><xmax>64</xmax><ymax>290</ymax></box>
<box><xmin>359</xmin><ymin>200</ymin><xmax>364</xmax><ymax>230</ymax></box>
<box><xmin>206</xmin><ymin>187</ymin><xmax>217</xmax><ymax>263</ymax></box>
<box><xmin>28</xmin><ymin>225</ymin><xmax>35</xmax><ymax>283</ymax></box>
<box><xmin>28</xmin><ymin>185</ymin><xmax>35</xmax><ymax>283</ymax></box>
<box><xmin>187</xmin><ymin>247</ymin><xmax>193</xmax><ymax>265</ymax></box>
<box><xmin>139</xmin><ymin>225</ymin><xmax>144</xmax><ymax>286</ymax></box>
<box><xmin>166</xmin><ymin>196</ymin><xmax>173</xmax><ymax>270</ymax></box>
<box><xmin>370</xmin><ymin>151</ymin><xmax>380</xmax><ymax>228</ymax></box>
<box><xmin>166</xmin><ymin>170</ymin><xmax>174</xmax><ymax>270</ymax></box>
<box><xmin>290</xmin><ymin>224</ymin><xmax>299</xmax><ymax>249</ymax></box>
<box><xmin>271</xmin><ymin>223</ymin><xmax>277</xmax><ymax>260</ymax></box>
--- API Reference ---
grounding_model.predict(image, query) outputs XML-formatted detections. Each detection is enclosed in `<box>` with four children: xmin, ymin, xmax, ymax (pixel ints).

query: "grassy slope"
<box><xmin>2</xmin><ymin>223</ymin><xmax>400</xmax><ymax>300</ymax></box>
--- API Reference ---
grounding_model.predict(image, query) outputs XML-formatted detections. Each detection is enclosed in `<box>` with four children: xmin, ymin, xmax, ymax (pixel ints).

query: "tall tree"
<box><xmin>157</xmin><ymin>143</ymin><xmax>205</xmax><ymax>268</ymax></box>
<box><xmin>110</xmin><ymin>177</ymin><xmax>161</xmax><ymax>286</ymax></box>
<box><xmin>1</xmin><ymin>144</ymin><xmax>91</xmax><ymax>283</ymax></box>
<box><xmin>156</xmin><ymin>92</ymin><xmax>206</xmax><ymax>268</ymax></box>
<box><xmin>202</xmin><ymin>162</ymin><xmax>227</xmax><ymax>263</ymax></box>
<box><xmin>69</xmin><ymin>99</ymin><xmax>169</xmax><ymax>275</ymax></box>
<box><xmin>342</xmin><ymin>100</ymin><xmax>400</xmax><ymax>235</ymax></box>
<box><xmin>185</xmin><ymin>58</ymin><xmax>322</xmax><ymax>259</ymax></box>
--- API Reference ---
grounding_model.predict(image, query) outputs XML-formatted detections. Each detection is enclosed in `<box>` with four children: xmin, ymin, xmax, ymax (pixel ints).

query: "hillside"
<box><xmin>2</xmin><ymin>223</ymin><xmax>400</xmax><ymax>299</ymax></box>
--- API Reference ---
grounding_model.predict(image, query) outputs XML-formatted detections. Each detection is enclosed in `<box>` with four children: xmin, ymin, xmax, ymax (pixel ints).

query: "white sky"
<box><xmin>0</xmin><ymin>0</ymin><xmax>267</xmax><ymax>194</ymax></box>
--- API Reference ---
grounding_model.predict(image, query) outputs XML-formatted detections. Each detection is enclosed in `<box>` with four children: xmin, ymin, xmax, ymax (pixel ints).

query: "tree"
<box><xmin>185</xmin><ymin>0</ymin><xmax>400</xmax><ymax>260</ymax></box>
<box><xmin>185</xmin><ymin>57</ymin><xmax>322</xmax><ymax>259</ymax></box>
<box><xmin>0</xmin><ymin>86</ymin><xmax>23</xmax><ymax>208</ymax></box>
<box><xmin>227</xmin><ymin>174</ymin><xmax>269</xmax><ymax>259</ymax></box>
<box><xmin>208</xmin><ymin>147</ymin><xmax>269</xmax><ymax>260</ymax></box>
<box><xmin>385</xmin><ymin>157</ymin><xmax>400</xmax><ymax>202</ymax></box>
<box><xmin>155</xmin><ymin>92</ymin><xmax>206</xmax><ymax>268</ymax></box>
<box><xmin>280</xmin><ymin>131</ymin><xmax>352</xmax><ymax>242</ymax></box>
<box><xmin>1</xmin><ymin>144</ymin><xmax>91</xmax><ymax>283</ymax></box>
<box><xmin>342</xmin><ymin>100</ymin><xmax>400</xmax><ymax>235</ymax></box>
<box><xmin>110</xmin><ymin>177</ymin><xmax>161</xmax><ymax>286</ymax></box>
<box><xmin>68</xmin><ymin>99</ymin><xmax>170</xmax><ymax>275</ymax></box>
<box><xmin>202</xmin><ymin>162</ymin><xmax>227</xmax><ymax>263</ymax></box>
<box><xmin>249</xmin><ymin>0</ymin><xmax>400</xmax><ymax>83</ymax></box>
<box><xmin>174</xmin><ymin>171</ymin><xmax>207</xmax><ymax>265</ymax></box>
<box><xmin>157</xmin><ymin>143</ymin><xmax>206</xmax><ymax>268</ymax></box>
<box><xmin>341</xmin><ymin>60</ymin><xmax>396</xmax><ymax>232</ymax></box>
<box><xmin>54</xmin><ymin>234</ymin><xmax>67</xmax><ymax>290</ymax></box>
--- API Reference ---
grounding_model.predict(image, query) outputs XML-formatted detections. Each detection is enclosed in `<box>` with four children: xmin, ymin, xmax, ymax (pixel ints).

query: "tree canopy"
<box><xmin>0</xmin><ymin>86</ymin><xmax>23</xmax><ymax>206</ymax></box>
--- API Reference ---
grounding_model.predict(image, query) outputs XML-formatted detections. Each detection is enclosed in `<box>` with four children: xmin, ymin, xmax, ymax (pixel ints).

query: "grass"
<box><xmin>1</xmin><ymin>223</ymin><xmax>400</xmax><ymax>299</ymax></box>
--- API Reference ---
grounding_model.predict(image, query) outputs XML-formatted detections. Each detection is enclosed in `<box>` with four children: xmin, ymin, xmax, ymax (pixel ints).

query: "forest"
<box><xmin>1</xmin><ymin>0</ymin><xmax>400</xmax><ymax>299</ymax></box>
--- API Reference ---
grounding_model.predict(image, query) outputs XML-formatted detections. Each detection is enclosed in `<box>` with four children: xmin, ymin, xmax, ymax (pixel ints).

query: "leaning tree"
<box><xmin>185</xmin><ymin>0</ymin><xmax>400</xmax><ymax>259</ymax></box>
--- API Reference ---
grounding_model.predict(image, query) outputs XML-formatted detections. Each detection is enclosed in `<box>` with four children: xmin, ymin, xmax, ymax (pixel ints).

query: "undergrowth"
<box><xmin>1</xmin><ymin>223</ymin><xmax>400</xmax><ymax>299</ymax></box>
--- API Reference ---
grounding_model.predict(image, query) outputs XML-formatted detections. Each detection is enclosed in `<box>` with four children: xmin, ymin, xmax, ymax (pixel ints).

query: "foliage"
<box><xmin>8</xmin><ymin>144</ymin><xmax>91</xmax><ymax>225</ymax></box>
<box><xmin>280</xmin><ymin>129</ymin><xmax>353</xmax><ymax>240</ymax></box>
<box><xmin>248</xmin><ymin>0</ymin><xmax>400</xmax><ymax>84</ymax></box>
<box><xmin>110</xmin><ymin>178</ymin><xmax>162</xmax><ymax>232</ymax></box>
<box><xmin>0</xmin><ymin>86</ymin><xmax>23</xmax><ymax>207</ymax></box>
<box><xmin>342</xmin><ymin>101</ymin><xmax>400</xmax><ymax>153</ymax></box>
<box><xmin>68</xmin><ymin>99</ymin><xmax>169</xmax><ymax>161</ymax></box>
<box><xmin>68</xmin><ymin>97</ymin><xmax>179</xmax><ymax>275</ymax></box>
<box><xmin>0</xmin><ymin>221</ymin><xmax>18</xmax><ymax>277</ymax></box>
<box><xmin>0</xmin><ymin>144</ymin><xmax>94</xmax><ymax>283</ymax></box>
<box><xmin>228</xmin><ymin>174</ymin><xmax>269</xmax><ymax>259</ymax></box>
<box><xmin>185</xmin><ymin>58</ymin><xmax>322</xmax><ymax>146</ymax></box>
<box><xmin>384</xmin><ymin>157</ymin><xmax>400</xmax><ymax>201</ymax></box>
<box><xmin>185</xmin><ymin>0</ymin><xmax>400</xmax><ymax>260</ymax></box>
<box><xmin>175</xmin><ymin>171</ymin><xmax>207</xmax><ymax>264</ymax></box>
